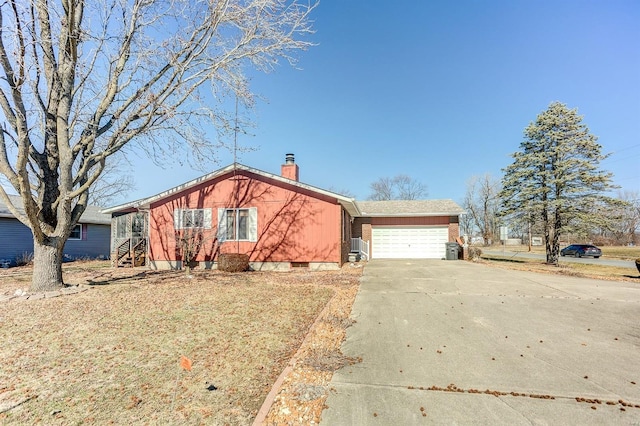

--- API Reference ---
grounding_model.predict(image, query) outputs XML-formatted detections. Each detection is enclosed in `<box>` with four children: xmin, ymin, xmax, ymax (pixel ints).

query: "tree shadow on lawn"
<box><xmin>84</xmin><ymin>271</ymin><xmax>149</xmax><ymax>286</ymax></box>
<box><xmin>482</xmin><ymin>256</ymin><xmax>535</xmax><ymax>264</ymax></box>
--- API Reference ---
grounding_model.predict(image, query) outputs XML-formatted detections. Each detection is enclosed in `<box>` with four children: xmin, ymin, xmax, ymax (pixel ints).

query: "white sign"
<box><xmin>499</xmin><ymin>226</ymin><xmax>508</xmax><ymax>240</ymax></box>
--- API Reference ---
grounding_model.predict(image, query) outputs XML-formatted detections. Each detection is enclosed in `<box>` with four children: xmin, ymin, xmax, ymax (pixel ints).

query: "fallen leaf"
<box><xmin>180</xmin><ymin>355</ymin><xmax>192</xmax><ymax>372</ymax></box>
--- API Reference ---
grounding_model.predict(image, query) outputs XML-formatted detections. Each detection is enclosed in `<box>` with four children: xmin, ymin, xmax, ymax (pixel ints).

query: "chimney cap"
<box><xmin>285</xmin><ymin>153</ymin><xmax>295</xmax><ymax>164</ymax></box>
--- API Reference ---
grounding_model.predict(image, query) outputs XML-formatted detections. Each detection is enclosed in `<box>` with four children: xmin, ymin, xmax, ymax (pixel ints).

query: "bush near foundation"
<box><xmin>218</xmin><ymin>253</ymin><xmax>250</xmax><ymax>272</ymax></box>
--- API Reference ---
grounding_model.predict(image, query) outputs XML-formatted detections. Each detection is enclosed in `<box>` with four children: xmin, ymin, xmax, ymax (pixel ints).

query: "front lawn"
<box><xmin>0</xmin><ymin>263</ymin><xmax>360</xmax><ymax>425</ymax></box>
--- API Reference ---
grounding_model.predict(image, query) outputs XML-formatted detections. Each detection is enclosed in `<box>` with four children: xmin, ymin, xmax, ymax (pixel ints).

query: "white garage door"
<box><xmin>372</xmin><ymin>226</ymin><xmax>449</xmax><ymax>259</ymax></box>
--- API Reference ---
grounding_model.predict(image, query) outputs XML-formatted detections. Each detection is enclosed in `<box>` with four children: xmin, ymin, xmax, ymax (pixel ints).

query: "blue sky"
<box><xmin>127</xmin><ymin>0</ymin><xmax>640</xmax><ymax>204</ymax></box>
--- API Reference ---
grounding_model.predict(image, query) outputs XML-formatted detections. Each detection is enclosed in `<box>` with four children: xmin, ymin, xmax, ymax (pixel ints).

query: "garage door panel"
<box><xmin>372</xmin><ymin>227</ymin><xmax>448</xmax><ymax>259</ymax></box>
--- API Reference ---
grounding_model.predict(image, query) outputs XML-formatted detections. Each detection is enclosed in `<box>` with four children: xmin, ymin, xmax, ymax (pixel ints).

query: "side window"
<box><xmin>225</xmin><ymin>210</ymin><xmax>236</xmax><ymax>240</ymax></box>
<box><xmin>174</xmin><ymin>208</ymin><xmax>212</xmax><ymax>229</ymax></box>
<box><xmin>69</xmin><ymin>224</ymin><xmax>82</xmax><ymax>240</ymax></box>
<box><xmin>116</xmin><ymin>215</ymin><xmax>127</xmax><ymax>238</ymax></box>
<box><xmin>218</xmin><ymin>208</ymin><xmax>257</xmax><ymax>242</ymax></box>
<box><xmin>238</xmin><ymin>209</ymin><xmax>249</xmax><ymax>240</ymax></box>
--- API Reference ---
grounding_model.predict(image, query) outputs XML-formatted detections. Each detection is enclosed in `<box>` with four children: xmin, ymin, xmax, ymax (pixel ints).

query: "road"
<box><xmin>483</xmin><ymin>249</ymin><xmax>637</xmax><ymax>269</ymax></box>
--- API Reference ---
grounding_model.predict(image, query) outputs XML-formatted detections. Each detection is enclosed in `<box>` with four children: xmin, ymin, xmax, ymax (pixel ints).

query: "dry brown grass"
<box><xmin>494</xmin><ymin>244</ymin><xmax>640</xmax><ymax>260</ymax></box>
<box><xmin>0</xmin><ymin>261</ymin><xmax>361</xmax><ymax>425</ymax></box>
<box><xmin>479</xmin><ymin>254</ymin><xmax>640</xmax><ymax>282</ymax></box>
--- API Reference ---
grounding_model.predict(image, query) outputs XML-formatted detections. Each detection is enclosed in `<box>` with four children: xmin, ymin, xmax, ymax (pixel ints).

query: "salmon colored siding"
<box><xmin>371</xmin><ymin>216</ymin><xmax>449</xmax><ymax>226</ymax></box>
<box><xmin>147</xmin><ymin>171</ymin><xmax>343</xmax><ymax>264</ymax></box>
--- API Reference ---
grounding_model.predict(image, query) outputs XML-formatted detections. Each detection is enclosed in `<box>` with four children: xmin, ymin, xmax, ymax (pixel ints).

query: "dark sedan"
<box><xmin>560</xmin><ymin>244</ymin><xmax>602</xmax><ymax>258</ymax></box>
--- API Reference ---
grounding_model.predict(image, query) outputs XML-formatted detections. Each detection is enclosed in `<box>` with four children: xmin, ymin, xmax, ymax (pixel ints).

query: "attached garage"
<box><xmin>353</xmin><ymin>200</ymin><xmax>465</xmax><ymax>260</ymax></box>
<box><xmin>371</xmin><ymin>226</ymin><xmax>448</xmax><ymax>259</ymax></box>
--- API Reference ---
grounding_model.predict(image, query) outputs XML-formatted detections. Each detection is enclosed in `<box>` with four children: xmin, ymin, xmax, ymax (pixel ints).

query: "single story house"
<box><xmin>0</xmin><ymin>195</ymin><xmax>112</xmax><ymax>266</ymax></box>
<box><xmin>102</xmin><ymin>154</ymin><xmax>465</xmax><ymax>270</ymax></box>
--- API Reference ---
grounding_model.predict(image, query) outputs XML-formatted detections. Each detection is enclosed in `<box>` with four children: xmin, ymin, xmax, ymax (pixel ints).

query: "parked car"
<box><xmin>560</xmin><ymin>244</ymin><xmax>602</xmax><ymax>258</ymax></box>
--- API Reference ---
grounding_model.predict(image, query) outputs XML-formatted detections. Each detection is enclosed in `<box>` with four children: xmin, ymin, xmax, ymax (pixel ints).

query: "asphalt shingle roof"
<box><xmin>355</xmin><ymin>199</ymin><xmax>465</xmax><ymax>216</ymax></box>
<box><xmin>0</xmin><ymin>195</ymin><xmax>111</xmax><ymax>225</ymax></box>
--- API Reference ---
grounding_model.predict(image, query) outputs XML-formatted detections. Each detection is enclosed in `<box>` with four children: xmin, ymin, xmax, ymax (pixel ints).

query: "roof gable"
<box><xmin>102</xmin><ymin>163</ymin><xmax>361</xmax><ymax>217</ymax></box>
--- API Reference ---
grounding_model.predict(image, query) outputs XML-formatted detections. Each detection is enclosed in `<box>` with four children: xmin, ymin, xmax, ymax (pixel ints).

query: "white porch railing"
<box><xmin>350</xmin><ymin>238</ymin><xmax>369</xmax><ymax>261</ymax></box>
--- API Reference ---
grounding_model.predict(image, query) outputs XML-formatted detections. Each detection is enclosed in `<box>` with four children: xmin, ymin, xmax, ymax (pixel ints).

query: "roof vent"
<box><xmin>285</xmin><ymin>153</ymin><xmax>295</xmax><ymax>165</ymax></box>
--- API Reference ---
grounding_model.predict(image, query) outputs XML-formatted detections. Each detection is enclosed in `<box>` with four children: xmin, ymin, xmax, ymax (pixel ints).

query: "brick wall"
<box><xmin>351</xmin><ymin>217</ymin><xmax>372</xmax><ymax>259</ymax></box>
<box><xmin>448</xmin><ymin>222</ymin><xmax>460</xmax><ymax>242</ymax></box>
<box><xmin>352</xmin><ymin>217</ymin><xmax>371</xmax><ymax>239</ymax></box>
<box><xmin>341</xmin><ymin>240</ymin><xmax>350</xmax><ymax>265</ymax></box>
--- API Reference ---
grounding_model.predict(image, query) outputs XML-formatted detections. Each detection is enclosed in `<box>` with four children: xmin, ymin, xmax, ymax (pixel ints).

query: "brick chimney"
<box><xmin>281</xmin><ymin>153</ymin><xmax>299</xmax><ymax>181</ymax></box>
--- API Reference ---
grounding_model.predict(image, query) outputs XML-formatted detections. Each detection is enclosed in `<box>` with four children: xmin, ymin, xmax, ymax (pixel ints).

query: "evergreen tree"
<box><xmin>499</xmin><ymin>102</ymin><xmax>618</xmax><ymax>264</ymax></box>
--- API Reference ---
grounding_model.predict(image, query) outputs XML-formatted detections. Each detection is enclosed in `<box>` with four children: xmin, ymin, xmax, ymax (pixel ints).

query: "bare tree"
<box><xmin>0</xmin><ymin>0</ymin><xmax>317</xmax><ymax>291</ymax></box>
<box><xmin>463</xmin><ymin>174</ymin><xmax>500</xmax><ymax>245</ymax></box>
<box><xmin>618</xmin><ymin>191</ymin><xmax>640</xmax><ymax>245</ymax></box>
<box><xmin>326</xmin><ymin>186</ymin><xmax>356</xmax><ymax>199</ymax></box>
<box><xmin>597</xmin><ymin>190</ymin><xmax>639</xmax><ymax>245</ymax></box>
<box><xmin>368</xmin><ymin>175</ymin><xmax>427</xmax><ymax>201</ymax></box>
<box><xmin>174</xmin><ymin>227</ymin><xmax>217</xmax><ymax>276</ymax></box>
<box><xmin>368</xmin><ymin>177</ymin><xmax>395</xmax><ymax>201</ymax></box>
<box><xmin>394</xmin><ymin>174</ymin><xmax>428</xmax><ymax>200</ymax></box>
<box><xmin>87</xmin><ymin>159</ymin><xmax>135</xmax><ymax>207</ymax></box>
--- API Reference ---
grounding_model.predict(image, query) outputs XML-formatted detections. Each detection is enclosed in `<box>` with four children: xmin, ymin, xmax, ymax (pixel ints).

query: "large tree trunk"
<box><xmin>31</xmin><ymin>237</ymin><xmax>65</xmax><ymax>292</ymax></box>
<box><xmin>545</xmin><ymin>226</ymin><xmax>559</xmax><ymax>265</ymax></box>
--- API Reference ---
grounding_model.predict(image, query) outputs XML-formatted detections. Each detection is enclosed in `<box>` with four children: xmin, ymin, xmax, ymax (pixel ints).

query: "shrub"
<box><xmin>16</xmin><ymin>252</ymin><xmax>34</xmax><ymax>266</ymax></box>
<box><xmin>468</xmin><ymin>247</ymin><xmax>482</xmax><ymax>261</ymax></box>
<box><xmin>218</xmin><ymin>253</ymin><xmax>250</xmax><ymax>272</ymax></box>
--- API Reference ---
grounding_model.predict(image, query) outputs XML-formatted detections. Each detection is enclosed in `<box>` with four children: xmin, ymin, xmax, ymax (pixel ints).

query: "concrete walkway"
<box><xmin>320</xmin><ymin>259</ymin><xmax>640</xmax><ymax>425</ymax></box>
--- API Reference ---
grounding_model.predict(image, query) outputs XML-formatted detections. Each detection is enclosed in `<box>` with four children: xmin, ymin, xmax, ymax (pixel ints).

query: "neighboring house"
<box><xmin>0</xmin><ymin>195</ymin><xmax>112</xmax><ymax>266</ymax></box>
<box><xmin>102</xmin><ymin>154</ymin><xmax>465</xmax><ymax>270</ymax></box>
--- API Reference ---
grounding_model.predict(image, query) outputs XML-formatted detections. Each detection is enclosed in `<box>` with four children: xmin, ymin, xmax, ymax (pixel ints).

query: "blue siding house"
<box><xmin>0</xmin><ymin>195</ymin><xmax>111</xmax><ymax>266</ymax></box>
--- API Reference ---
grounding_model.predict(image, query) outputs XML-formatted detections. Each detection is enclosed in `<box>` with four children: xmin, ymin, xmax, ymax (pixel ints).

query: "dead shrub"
<box><xmin>468</xmin><ymin>246</ymin><xmax>482</xmax><ymax>261</ymax></box>
<box><xmin>303</xmin><ymin>348</ymin><xmax>362</xmax><ymax>372</ymax></box>
<box><xmin>15</xmin><ymin>251</ymin><xmax>34</xmax><ymax>266</ymax></box>
<box><xmin>218</xmin><ymin>253</ymin><xmax>250</xmax><ymax>272</ymax></box>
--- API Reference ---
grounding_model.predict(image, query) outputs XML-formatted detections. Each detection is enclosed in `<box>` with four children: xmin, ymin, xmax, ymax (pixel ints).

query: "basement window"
<box><xmin>290</xmin><ymin>262</ymin><xmax>310</xmax><ymax>269</ymax></box>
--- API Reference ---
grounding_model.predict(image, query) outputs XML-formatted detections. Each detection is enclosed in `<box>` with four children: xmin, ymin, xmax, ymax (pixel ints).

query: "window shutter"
<box><xmin>173</xmin><ymin>209</ymin><xmax>182</xmax><ymax>229</ymax></box>
<box><xmin>82</xmin><ymin>224</ymin><xmax>88</xmax><ymax>240</ymax></box>
<box><xmin>217</xmin><ymin>208</ymin><xmax>227</xmax><ymax>242</ymax></box>
<box><xmin>204</xmin><ymin>209</ymin><xmax>212</xmax><ymax>229</ymax></box>
<box><xmin>248</xmin><ymin>207</ymin><xmax>258</xmax><ymax>242</ymax></box>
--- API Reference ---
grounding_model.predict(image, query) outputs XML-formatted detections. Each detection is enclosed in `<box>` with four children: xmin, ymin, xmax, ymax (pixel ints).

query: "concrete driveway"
<box><xmin>320</xmin><ymin>259</ymin><xmax>640</xmax><ymax>425</ymax></box>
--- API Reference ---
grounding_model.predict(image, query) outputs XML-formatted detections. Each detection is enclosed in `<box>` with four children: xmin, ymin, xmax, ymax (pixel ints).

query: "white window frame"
<box><xmin>68</xmin><ymin>224</ymin><xmax>83</xmax><ymax>240</ymax></box>
<box><xmin>173</xmin><ymin>208</ymin><xmax>212</xmax><ymax>229</ymax></box>
<box><xmin>217</xmin><ymin>208</ymin><xmax>258</xmax><ymax>242</ymax></box>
